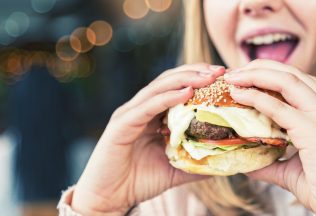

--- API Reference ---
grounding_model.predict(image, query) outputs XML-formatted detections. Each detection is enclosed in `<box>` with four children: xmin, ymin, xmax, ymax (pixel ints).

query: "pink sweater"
<box><xmin>58</xmin><ymin>183</ymin><xmax>315</xmax><ymax>216</ymax></box>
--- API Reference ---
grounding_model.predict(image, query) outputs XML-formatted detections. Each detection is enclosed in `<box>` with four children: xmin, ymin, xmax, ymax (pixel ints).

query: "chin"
<box><xmin>161</xmin><ymin>77</ymin><xmax>289</xmax><ymax>176</ymax></box>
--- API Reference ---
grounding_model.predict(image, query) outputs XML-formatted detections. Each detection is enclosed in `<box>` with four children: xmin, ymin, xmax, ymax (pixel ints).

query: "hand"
<box><xmin>71</xmin><ymin>63</ymin><xmax>225</xmax><ymax>215</ymax></box>
<box><xmin>224</xmin><ymin>59</ymin><xmax>316</xmax><ymax>213</ymax></box>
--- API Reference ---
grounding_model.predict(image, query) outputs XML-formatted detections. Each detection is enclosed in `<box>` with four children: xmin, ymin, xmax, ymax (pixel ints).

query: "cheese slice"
<box><xmin>196</xmin><ymin>110</ymin><xmax>230</xmax><ymax>127</ymax></box>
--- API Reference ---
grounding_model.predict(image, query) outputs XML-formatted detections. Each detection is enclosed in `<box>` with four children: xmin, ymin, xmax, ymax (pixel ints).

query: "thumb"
<box><xmin>171</xmin><ymin>168</ymin><xmax>209</xmax><ymax>187</ymax></box>
<box><xmin>246</xmin><ymin>154</ymin><xmax>302</xmax><ymax>191</ymax></box>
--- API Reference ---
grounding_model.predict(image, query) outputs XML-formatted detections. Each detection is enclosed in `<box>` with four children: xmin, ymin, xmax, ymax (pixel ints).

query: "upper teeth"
<box><xmin>245</xmin><ymin>33</ymin><xmax>294</xmax><ymax>45</ymax></box>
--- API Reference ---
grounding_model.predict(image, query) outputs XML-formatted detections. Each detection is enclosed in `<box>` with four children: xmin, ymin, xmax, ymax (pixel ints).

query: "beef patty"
<box><xmin>185</xmin><ymin>118</ymin><xmax>237</xmax><ymax>140</ymax></box>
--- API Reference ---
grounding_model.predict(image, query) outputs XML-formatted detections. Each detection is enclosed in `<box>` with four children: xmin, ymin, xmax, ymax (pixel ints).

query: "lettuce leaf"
<box><xmin>181</xmin><ymin>140</ymin><xmax>258</xmax><ymax>160</ymax></box>
<box><xmin>188</xmin><ymin>140</ymin><xmax>240</xmax><ymax>151</ymax></box>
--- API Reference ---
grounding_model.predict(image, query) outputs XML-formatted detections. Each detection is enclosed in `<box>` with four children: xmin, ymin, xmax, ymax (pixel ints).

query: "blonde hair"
<box><xmin>183</xmin><ymin>0</ymin><xmax>211</xmax><ymax>64</ymax></box>
<box><xmin>182</xmin><ymin>1</ymin><xmax>268</xmax><ymax>215</ymax></box>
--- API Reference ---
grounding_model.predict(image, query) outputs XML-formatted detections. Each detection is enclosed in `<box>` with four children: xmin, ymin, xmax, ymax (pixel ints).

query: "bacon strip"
<box><xmin>244</xmin><ymin>137</ymin><xmax>288</xmax><ymax>147</ymax></box>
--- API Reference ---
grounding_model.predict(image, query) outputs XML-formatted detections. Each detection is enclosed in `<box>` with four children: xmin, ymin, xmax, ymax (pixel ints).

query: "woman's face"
<box><xmin>203</xmin><ymin>0</ymin><xmax>316</xmax><ymax>73</ymax></box>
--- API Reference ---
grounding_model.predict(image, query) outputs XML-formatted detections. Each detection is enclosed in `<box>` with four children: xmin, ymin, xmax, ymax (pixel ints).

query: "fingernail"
<box><xmin>198</xmin><ymin>71</ymin><xmax>214</xmax><ymax>77</ymax></box>
<box><xmin>199</xmin><ymin>69</ymin><xmax>214</xmax><ymax>74</ymax></box>
<box><xmin>229</xmin><ymin>86</ymin><xmax>243</xmax><ymax>94</ymax></box>
<box><xmin>209</xmin><ymin>65</ymin><xmax>224</xmax><ymax>71</ymax></box>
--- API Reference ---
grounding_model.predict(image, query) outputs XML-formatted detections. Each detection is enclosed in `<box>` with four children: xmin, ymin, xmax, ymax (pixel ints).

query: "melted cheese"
<box><xmin>167</xmin><ymin>104</ymin><xmax>289</xmax><ymax>148</ymax></box>
<box><xmin>198</xmin><ymin>106</ymin><xmax>288</xmax><ymax>140</ymax></box>
<box><xmin>168</xmin><ymin>104</ymin><xmax>195</xmax><ymax>147</ymax></box>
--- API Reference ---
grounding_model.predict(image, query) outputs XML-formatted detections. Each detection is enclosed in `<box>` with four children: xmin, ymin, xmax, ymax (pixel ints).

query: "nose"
<box><xmin>239</xmin><ymin>0</ymin><xmax>283</xmax><ymax>17</ymax></box>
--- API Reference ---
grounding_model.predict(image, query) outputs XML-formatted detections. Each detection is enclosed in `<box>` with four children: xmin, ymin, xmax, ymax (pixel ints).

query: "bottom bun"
<box><xmin>166</xmin><ymin>143</ymin><xmax>286</xmax><ymax>176</ymax></box>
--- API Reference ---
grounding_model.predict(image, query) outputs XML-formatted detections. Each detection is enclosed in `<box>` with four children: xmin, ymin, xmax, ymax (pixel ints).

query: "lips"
<box><xmin>240</xmin><ymin>32</ymin><xmax>299</xmax><ymax>63</ymax></box>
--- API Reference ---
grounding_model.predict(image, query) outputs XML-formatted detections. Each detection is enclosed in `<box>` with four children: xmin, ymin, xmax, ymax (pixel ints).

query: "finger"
<box><xmin>171</xmin><ymin>168</ymin><xmax>208</xmax><ymax>187</ymax></box>
<box><xmin>229</xmin><ymin>87</ymin><xmax>302</xmax><ymax>131</ymax></box>
<box><xmin>231</xmin><ymin>87</ymin><xmax>316</xmax><ymax>152</ymax></box>
<box><xmin>110</xmin><ymin>87</ymin><xmax>193</xmax><ymax>144</ymax></box>
<box><xmin>114</xmin><ymin>69</ymin><xmax>224</xmax><ymax>118</ymax></box>
<box><xmin>115</xmin><ymin>64</ymin><xmax>225</xmax><ymax>118</ymax></box>
<box><xmin>129</xmin><ymin>70</ymin><xmax>221</xmax><ymax>107</ymax></box>
<box><xmin>246</xmin><ymin>154</ymin><xmax>303</xmax><ymax>194</ymax></box>
<box><xmin>278</xmin><ymin>145</ymin><xmax>298</xmax><ymax>161</ymax></box>
<box><xmin>156</xmin><ymin>63</ymin><xmax>225</xmax><ymax>80</ymax></box>
<box><xmin>241</xmin><ymin>59</ymin><xmax>316</xmax><ymax>92</ymax></box>
<box><xmin>149</xmin><ymin>141</ymin><xmax>209</xmax><ymax>187</ymax></box>
<box><xmin>128</xmin><ymin>87</ymin><xmax>193</xmax><ymax>126</ymax></box>
<box><xmin>224</xmin><ymin>68</ymin><xmax>316</xmax><ymax>111</ymax></box>
<box><xmin>247</xmin><ymin>154</ymin><xmax>316</xmax><ymax>211</ymax></box>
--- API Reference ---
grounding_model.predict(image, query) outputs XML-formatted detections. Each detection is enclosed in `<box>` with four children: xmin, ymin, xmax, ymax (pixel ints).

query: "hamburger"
<box><xmin>162</xmin><ymin>77</ymin><xmax>290</xmax><ymax>176</ymax></box>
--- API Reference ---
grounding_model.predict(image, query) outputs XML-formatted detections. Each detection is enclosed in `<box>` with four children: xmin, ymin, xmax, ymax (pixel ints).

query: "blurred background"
<box><xmin>0</xmin><ymin>0</ymin><xmax>182</xmax><ymax>215</ymax></box>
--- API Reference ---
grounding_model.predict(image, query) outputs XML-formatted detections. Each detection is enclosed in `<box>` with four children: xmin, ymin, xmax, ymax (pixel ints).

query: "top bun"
<box><xmin>187</xmin><ymin>77</ymin><xmax>285</xmax><ymax>108</ymax></box>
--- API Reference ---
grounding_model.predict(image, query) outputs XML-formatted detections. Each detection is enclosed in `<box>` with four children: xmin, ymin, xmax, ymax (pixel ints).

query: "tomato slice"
<box><xmin>197</xmin><ymin>138</ymin><xmax>248</xmax><ymax>146</ymax></box>
<box><xmin>159</xmin><ymin>125</ymin><xmax>170</xmax><ymax>136</ymax></box>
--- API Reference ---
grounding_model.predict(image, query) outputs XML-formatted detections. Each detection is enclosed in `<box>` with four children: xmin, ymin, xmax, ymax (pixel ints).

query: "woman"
<box><xmin>58</xmin><ymin>0</ymin><xmax>316</xmax><ymax>215</ymax></box>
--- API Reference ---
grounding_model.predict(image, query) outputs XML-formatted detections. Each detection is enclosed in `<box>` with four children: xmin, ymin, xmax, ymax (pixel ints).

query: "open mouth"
<box><xmin>241</xmin><ymin>32</ymin><xmax>299</xmax><ymax>63</ymax></box>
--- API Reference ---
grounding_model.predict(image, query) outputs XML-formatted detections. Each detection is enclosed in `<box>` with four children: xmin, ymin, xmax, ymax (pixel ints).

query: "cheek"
<box><xmin>287</xmin><ymin>0</ymin><xmax>316</xmax><ymax>27</ymax></box>
<box><xmin>287</xmin><ymin>0</ymin><xmax>316</xmax><ymax>72</ymax></box>
<box><xmin>203</xmin><ymin>1</ymin><xmax>236</xmax><ymax>44</ymax></box>
<box><xmin>203</xmin><ymin>0</ymin><xmax>239</xmax><ymax>66</ymax></box>
<box><xmin>301</xmin><ymin>4</ymin><xmax>316</xmax><ymax>69</ymax></box>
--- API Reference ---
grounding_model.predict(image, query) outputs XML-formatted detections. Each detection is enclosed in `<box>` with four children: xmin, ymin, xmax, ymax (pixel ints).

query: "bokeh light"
<box><xmin>0</xmin><ymin>22</ymin><xmax>15</xmax><ymax>45</ymax></box>
<box><xmin>145</xmin><ymin>0</ymin><xmax>172</xmax><ymax>12</ymax></box>
<box><xmin>31</xmin><ymin>0</ymin><xmax>57</xmax><ymax>14</ymax></box>
<box><xmin>0</xmin><ymin>47</ymin><xmax>94</xmax><ymax>83</ymax></box>
<box><xmin>88</xmin><ymin>20</ymin><xmax>113</xmax><ymax>46</ymax></box>
<box><xmin>45</xmin><ymin>54</ymin><xmax>56</xmax><ymax>70</ymax></box>
<box><xmin>48</xmin><ymin>55</ymin><xmax>94</xmax><ymax>82</ymax></box>
<box><xmin>74</xmin><ymin>55</ymin><xmax>94</xmax><ymax>78</ymax></box>
<box><xmin>22</xmin><ymin>52</ymin><xmax>34</xmax><ymax>71</ymax></box>
<box><xmin>123</xmin><ymin>0</ymin><xmax>149</xmax><ymax>19</ymax></box>
<box><xmin>50</xmin><ymin>58</ymin><xmax>74</xmax><ymax>81</ymax></box>
<box><xmin>0</xmin><ymin>49</ymin><xmax>22</xmax><ymax>80</ymax></box>
<box><xmin>5</xmin><ymin>51</ymin><xmax>23</xmax><ymax>76</ymax></box>
<box><xmin>5</xmin><ymin>12</ymin><xmax>30</xmax><ymax>37</ymax></box>
<box><xmin>30</xmin><ymin>51</ymin><xmax>50</xmax><ymax>66</ymax></box>
<box><xmin>112</xmin><ymin>27</ymin><xmax>136</xmax><ymax>52</ymax></box>
<box><xmin>70</xmin><ymin>27</ymin><xmax>95</xmax><ymax>53</ymax></box>
<box><xmin>5</xmin><ymin>20</ymin><xmax>20</xmax><ymax>37</ymax></box>
<box><xmin>56</xmin><ymin>36</ymin><xmax>79</xmax><ymax>61</ymax></box>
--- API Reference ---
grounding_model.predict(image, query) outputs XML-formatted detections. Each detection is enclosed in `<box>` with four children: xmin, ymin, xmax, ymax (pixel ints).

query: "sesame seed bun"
<box><xmin>187</xmin><ymin>77</ymin><xmax>285</xmax><ymax>108</ymax></box>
